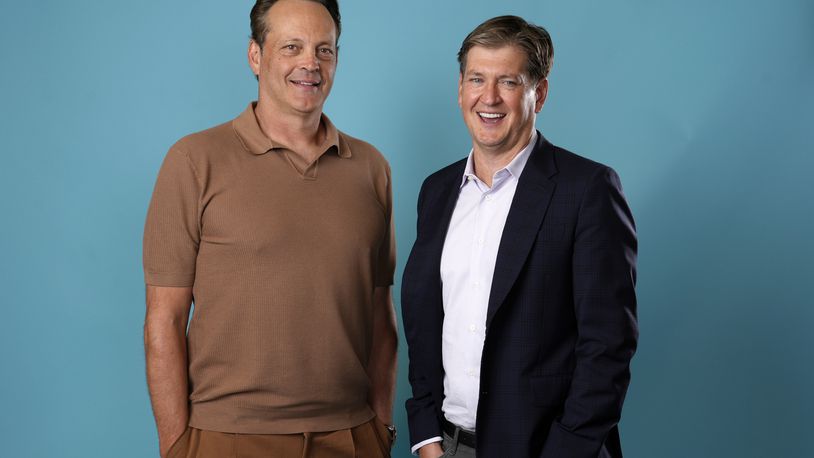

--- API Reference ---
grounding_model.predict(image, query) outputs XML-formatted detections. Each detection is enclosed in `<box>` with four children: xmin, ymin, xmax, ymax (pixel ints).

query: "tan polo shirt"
<box><xmin>143</xmin><ymin>103</ymin><xmax>395</xmax><ymax>434</ymax></box>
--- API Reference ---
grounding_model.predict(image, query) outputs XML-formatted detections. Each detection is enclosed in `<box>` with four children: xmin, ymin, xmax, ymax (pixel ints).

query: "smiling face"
<box><xmin>248</xmin><ymin>0</ymin><xmax>337</xmax><ymax>118</ymax></box>
<box><xmin>458</xmin><ymin>45</ymin><xmax>547</xmax><ymax>157</ymax></box>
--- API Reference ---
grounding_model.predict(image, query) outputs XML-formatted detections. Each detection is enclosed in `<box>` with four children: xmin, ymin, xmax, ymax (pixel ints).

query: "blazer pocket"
<box><xmin>529</xmin><ymin>375</ymin><xmax>572</xmax><ymax>407</ymax></box>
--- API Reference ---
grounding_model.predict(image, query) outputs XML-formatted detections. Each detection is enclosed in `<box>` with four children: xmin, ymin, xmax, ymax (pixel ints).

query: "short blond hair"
<box><xmin>458</xmin><ymin>15</ymin><xmax>554</xmax><ymax>83</ymax></box>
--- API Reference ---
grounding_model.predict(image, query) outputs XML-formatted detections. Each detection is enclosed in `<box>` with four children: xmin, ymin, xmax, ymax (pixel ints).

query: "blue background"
<box><xmin>1</xmin><ymin>1</ymin><xmax>812</xmax><ymax>457</ymax></box>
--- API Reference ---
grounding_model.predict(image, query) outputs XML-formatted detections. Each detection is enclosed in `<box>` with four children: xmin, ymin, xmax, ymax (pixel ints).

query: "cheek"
<box><xmin>269</xmin><ymin>55</ymin><xmax>289</xmax><ymax>69</ymax></box>
<box><xmin>508</xmin><ymin>96</ymin><xmax>530</xmax><ymax>118</ymax></box>
<box><xmin>461</xmin><ymin>91</ymin><xmax>478</xmax><ymax>108</ymax></box>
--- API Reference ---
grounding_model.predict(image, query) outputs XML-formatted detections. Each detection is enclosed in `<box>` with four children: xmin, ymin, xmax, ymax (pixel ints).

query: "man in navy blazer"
<box><xmin>401</xmin><ymin>16</ymin><xmax>638</xmax><ymax>458</ymax></box>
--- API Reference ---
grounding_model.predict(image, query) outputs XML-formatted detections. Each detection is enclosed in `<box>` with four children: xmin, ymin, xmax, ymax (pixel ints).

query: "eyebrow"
<box><xmin>465</xmin><ymin>70</ymin><xmax>521</xmax><ymax>80</ymax></box>
<box><xmin>278</xmin><ymin>37</ymin><xmax>335</xmax><ymax>47</ymax></box>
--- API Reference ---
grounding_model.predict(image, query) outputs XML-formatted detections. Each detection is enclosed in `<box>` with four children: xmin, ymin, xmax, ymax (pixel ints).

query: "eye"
<box><xmin>469</xmin><ymin>77</ymin><xmax>483</xmax><ymax>84</ymax></box>
<box><xmin>501</xmin><ymin>80</ymin><xmax>519</xmax><ymax>87</ymax></box>
<box><xmin>318</xmin><ymin>47</ymin><xmax>335</xmax><ymax>57</ymax></box>
<box><xmin>282</xmin><ymin>44</ymin><xmax>299</xmax><ymax>52</ymax></box>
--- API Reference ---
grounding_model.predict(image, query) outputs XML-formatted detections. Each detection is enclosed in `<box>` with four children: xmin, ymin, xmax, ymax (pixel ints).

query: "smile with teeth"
<box><xmin>478</xmin><ymin>112</ymin><xmax>506</xmax><ymax>121</ymax></box>
<box><xmin>292</xmin><ymin>80</ymin><xmax>320</xmax><ymax>87</ymax></box>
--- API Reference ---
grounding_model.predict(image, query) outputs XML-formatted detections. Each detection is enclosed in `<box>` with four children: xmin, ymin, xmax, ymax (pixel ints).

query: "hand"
<box><xmin>418</xmin><ymin>442</ymin><xmax>444</xmax><ymax>458</ymax></box>
<box><xmin>159</xmin><ymin>427</ymin><xmax>186</xmax><ymax>458</ymax></box>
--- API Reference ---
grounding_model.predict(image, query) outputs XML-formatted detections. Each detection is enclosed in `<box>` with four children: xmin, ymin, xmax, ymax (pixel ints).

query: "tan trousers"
<box><xmin>167</xmin><ymin>418</ymin><xmax>393</xmax><ymax>458</ymax></box>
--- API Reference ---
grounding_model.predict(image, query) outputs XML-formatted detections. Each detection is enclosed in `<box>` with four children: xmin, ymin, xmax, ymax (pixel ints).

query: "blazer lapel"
<box><xmin>486</xmin><ymin>133</ymin><xmax>558</xmax><ymax>328</ymax></box>
<box><xmin>419</xmin><ymin>161</ymin><xmax>466</xmax><ymax>304</ymax></box>
<box><xmin>431</xmin><ymin>168</ymin><xmax>466</xmax><ymax>249</ymax></box>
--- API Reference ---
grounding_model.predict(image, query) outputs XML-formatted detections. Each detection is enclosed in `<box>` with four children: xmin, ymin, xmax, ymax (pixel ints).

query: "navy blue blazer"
<box><xmin>401</xmin><ymin>133</ymin><xmax>638</xmax><ymax>458</ymax></box>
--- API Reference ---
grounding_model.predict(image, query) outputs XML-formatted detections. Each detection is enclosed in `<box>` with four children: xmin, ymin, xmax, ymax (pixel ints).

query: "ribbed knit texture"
<box><xmin>143</xmin><ymin>104</ymin><xmax>395</xmax><ymax>434</ymax></box>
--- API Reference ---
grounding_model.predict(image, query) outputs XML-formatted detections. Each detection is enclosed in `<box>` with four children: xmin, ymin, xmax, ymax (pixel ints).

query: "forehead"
<box><xmin>264</xmin><ymin>0</ymin><xmax>336</xmax><ymax>40</ymax></box>
<box><xmin>464</xmin><ymin>45</ymin><xmax>528</xmax><ymax>75</ymax></box>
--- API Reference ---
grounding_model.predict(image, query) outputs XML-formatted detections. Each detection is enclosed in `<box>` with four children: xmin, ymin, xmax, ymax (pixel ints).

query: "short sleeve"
<box><xmin>375</xmin><ymin>163</ymin><xmax>396</xmax><ymax>287</ymax></box>
<box><xmin>142</xmin><ymin>146</ymin><xmax>201</xmax><ymax>286</ymax></box>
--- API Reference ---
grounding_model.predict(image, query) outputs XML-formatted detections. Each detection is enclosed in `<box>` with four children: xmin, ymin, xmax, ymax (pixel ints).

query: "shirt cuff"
<box><xmin>411</xmin><ymin>436</ymin><xmax>443</xmax><ymax>455</ymax></box>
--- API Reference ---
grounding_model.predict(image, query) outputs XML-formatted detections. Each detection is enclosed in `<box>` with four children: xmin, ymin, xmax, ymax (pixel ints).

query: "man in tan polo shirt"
<box><xmin>142</xmin><ymin>1</ymin><xmax>398</xmax><ymax>457</ymax></box>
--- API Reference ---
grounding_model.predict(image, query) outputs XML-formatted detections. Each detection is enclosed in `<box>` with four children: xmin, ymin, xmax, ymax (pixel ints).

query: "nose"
<box><xmin>300</xmin><ymin>49</ymin><xmax>320</xmax><ymax>72</ymax></box>
<box><xmin>481</xmin><ymin>82</ymin><xmax>501</xmax><ymax>105</ymax></box>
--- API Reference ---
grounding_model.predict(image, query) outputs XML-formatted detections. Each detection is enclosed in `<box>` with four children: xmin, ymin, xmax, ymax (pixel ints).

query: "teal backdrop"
<box><xmin>1</xmin><ymin>0</ymin><xmax>812</xmax><ymax>457</ymax></box>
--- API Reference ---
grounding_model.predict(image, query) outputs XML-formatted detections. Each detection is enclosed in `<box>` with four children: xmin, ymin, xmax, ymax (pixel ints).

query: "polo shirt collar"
<box><xmin>233</xmin><ymin>102</ymin><xmax>350</xmax><ymax>158</ymax></box>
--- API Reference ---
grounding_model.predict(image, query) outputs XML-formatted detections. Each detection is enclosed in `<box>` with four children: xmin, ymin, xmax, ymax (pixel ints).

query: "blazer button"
<box><xmin>480</xmin><ymin>390</ymin><xmax>488</xmax><ymax>397</ymax></box>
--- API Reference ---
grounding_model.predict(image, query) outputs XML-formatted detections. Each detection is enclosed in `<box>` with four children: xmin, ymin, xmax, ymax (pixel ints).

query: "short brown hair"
<box><xmin>250</xmin><ymin>0</ymin><xmax>341</xmax><ymax>49</ymax></box>
<box><xmin>458</xmin><ymin>15</ymin><xmax>554</xmax><ymax>83</ymax></box>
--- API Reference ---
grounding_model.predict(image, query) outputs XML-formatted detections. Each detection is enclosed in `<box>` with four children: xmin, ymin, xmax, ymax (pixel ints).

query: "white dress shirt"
<box><xmin>411</xmin><ymin>132</ymin><xmax>536</xmax><ymax>454</ymax></box>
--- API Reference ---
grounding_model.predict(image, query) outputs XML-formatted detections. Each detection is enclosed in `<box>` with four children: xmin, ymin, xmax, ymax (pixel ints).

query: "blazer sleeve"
<box><xmin>402</xmin><ymin>179</ymin><xmax>444</xmax><ymax>448</ymax></box>
<box><xmin>540</xmin><ymin>166</ymin><xmax>638</xmax><ymax>458</ymax></box>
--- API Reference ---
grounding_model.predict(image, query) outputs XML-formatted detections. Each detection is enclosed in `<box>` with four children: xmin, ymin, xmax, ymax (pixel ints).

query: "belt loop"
<box><xmin>447</xmin><ymin>427</ymin><xmax>460</xmax><ymax>455</ymax></box>
<box><xmin>301</xmin><ymin>432</ymin><xmax>312</xmax><ymax>458</ymax></box>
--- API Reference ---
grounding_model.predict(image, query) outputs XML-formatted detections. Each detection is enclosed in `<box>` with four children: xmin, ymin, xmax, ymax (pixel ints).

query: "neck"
<box><xmin>254</xmin><ymin>100</ymin><xmax>324</xmax><ymax>151</ymax></box>
<box><xmin>472</xmin><ymin>131</ymin><xmax>533</xmax><ymax>187</ymax></box>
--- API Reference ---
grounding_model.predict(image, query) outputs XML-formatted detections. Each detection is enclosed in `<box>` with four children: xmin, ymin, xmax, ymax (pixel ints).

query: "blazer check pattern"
<box><xmin>402</xmin><ymin>132</ymin><xmax>638</xmax><ymax>458</ymax></box>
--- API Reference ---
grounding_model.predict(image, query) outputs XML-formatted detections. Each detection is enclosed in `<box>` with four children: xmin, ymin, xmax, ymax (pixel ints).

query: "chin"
<box><xmin>474</xmin><ymin>134</ymin><xmax>505</xmax><ymax>148</ymax></box>
<box><xmin>291</xmin><ymin>101</ymin><xmax>321</xmax><ymax>114</ymax></box>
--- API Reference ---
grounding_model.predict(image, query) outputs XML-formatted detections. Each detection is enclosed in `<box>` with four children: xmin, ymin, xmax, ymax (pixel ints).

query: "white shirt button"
<box><xmin>437</xmin><ymin>132</ymin><xmax>537</xmax><ymax>431</ymax></box>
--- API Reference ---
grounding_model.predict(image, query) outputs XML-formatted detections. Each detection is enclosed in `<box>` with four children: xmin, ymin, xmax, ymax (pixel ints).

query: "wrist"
<box><xmin>418</xmin><ymin>441</ymin><xmax>444</xmax><ymax>458</ymax></box>
<box><xmin>384</xmin><ymin>423</ymin><xmax>397</xmax><ymax>444</ymax></box>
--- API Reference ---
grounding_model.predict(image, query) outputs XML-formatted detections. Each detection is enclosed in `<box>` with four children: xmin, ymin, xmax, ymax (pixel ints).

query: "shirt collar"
<box><xmin>232</xmin><ymin>102</ymin><xmax>350</xmax><ymax>158</ymax></box>
<box><xmin>459</xmin><ymin>130</ymin><xmax>538</xmax><ymax>189</ymax></box>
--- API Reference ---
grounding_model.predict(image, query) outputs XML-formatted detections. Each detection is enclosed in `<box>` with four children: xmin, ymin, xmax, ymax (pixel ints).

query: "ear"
<box><xmin>457</xmin><ymin>74</ymin><xmax>463</xmax><ymax>108</ymax></box>
<box><xmin>248</xmin><ymin>40</ymin><xmax>262</xmax><ymax>77</ymax></box>
<box><xmin>534</xmin><ymin>78</ymin><xmax>548</xmax><ymax>113</ymax></box>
